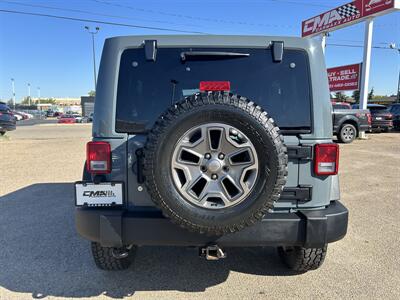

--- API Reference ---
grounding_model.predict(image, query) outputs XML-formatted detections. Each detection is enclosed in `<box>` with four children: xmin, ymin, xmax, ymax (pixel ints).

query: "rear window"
<box><xmin>369</xmin><ymin>106</ymin><xmax>389</xmax><ymax>113</ymax></box>
<box><xmin>116</xmin><ymin>47</ymin><xmax>312</xmax><ymax>133</ymax></box>
<box><xmin>333</xmin><ymin>104</ymin><xmax>350</xmax><ymax>109</ymax></box>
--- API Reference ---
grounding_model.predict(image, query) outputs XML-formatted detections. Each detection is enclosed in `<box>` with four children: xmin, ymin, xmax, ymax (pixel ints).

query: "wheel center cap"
<box><xmin>207</xmin><ymin>159</ymin><xmax>222</xmax><ymax>173</ymax></box>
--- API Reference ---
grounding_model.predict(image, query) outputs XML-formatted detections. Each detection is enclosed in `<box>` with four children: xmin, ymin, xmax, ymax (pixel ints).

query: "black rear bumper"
<box><xmin>76</xmin><ymin>201</ymin><xmax>348</xmax><ymax>248</ymax></box>
<box><xmin>371</xmin><ymin>120</ymin><xmax>393</xmax><ymax>130</ymax></box>
<box><xmin>0</xmin><ymin>121</ymin><xmax>16</xmax><ymax>132</ymax></box>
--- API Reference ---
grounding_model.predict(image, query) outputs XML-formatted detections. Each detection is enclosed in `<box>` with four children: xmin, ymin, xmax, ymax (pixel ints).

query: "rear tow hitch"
<box><xmin>111</xmin><ymin>245</ymin><xmax>133</xmax><ymax>259</ymax></box>
<box><xmin>199</xmin><ymin>245</ymin><xmax>226</xmax><ymax>261</ymax></box>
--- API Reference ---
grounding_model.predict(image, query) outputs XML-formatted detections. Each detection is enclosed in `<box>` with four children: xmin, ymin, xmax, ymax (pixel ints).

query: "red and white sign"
<box><xmin>327</xmin><ymin>63</ymin><xmax>362</xmax><ymax>91</ymax></box>
<box><xmin>302</xmin><ymin>0</ymin><xmax>399</xmax><ymax>37</ymax></box>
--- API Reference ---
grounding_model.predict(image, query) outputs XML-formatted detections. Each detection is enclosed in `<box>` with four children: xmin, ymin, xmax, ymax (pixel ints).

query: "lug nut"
<box><xmin>223</xmin><ymin>166</ymin><xmax>229</xmax><ymax>172</ymax></box>
<box><xmin>204</xmin><ymin>153</ymin><xmax>211</xmax><ymax>159</ymax></box>
<box><xmin>211</xmin><ymin>174</ymin><xmax>218</xmax><ymax>180</ymax></box>
<box><xmin>201</xmin><ymin>166</ymin><xmax>207</xmax><ymax>172</ymax></box>
<box><xmin>218</xmin><ymin>153</ymin><xmax>225</xmax><ymax>160</ymax></box>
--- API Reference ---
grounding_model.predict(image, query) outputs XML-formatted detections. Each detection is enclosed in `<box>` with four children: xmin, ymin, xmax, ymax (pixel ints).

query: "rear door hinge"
<box><xmin>287</xmin><ymin>145</ymin><xmax>312</xmax><ymax>160</ymax></box>
<box><xmin>134</xmin><ymin>148</ymin><xmax>145</xmax><ymax>184</ymax></box>
<box><xmin>282</xmin><ymin>186</ymin><xmax>312</xmax><ymax>202</ymax></box>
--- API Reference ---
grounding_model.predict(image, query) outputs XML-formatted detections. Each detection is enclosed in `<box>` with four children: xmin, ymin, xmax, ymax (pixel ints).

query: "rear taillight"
<box><xmin>199</xmin><ymin>81</ymin><xmax>230</xmax><ymax>91</ymax></box>
<box><xmin>86</xmin><ymin>141</ymin><xmax>111</xmax><ymax>174</ymax></box>
<box><xmin>314</xmin><ymin>144</ymin><xmax>339</xmax><ymax>176</ymax></box>
<box><xmin>366</xmin><ymin>113</ymin><xmax>372</xmax><ymax>125</ymax></box>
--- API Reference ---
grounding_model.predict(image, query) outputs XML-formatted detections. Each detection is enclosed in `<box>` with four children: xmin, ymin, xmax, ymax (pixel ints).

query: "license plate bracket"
<box><xmin>75</xmin><ymin>181</ymin><xmax>123</xmax><ymax>207</ymax></box>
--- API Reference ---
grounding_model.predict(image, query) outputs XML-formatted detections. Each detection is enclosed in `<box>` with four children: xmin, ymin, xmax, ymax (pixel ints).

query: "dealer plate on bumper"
<box><xmin>75</xmin><ymin>182</ymin><xmax>123</xmax><ymax>207</ymax></box>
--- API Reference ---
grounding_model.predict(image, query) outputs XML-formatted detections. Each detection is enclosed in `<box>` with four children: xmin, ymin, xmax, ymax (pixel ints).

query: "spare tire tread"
<box><xmin>144</xmin><ymin>92</ymin><xmax>288</xmax><ymax>235</ymax></box>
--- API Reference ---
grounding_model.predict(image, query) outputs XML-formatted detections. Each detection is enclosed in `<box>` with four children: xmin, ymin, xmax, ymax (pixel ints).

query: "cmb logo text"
<box><xmin>83</xmin><ymin>191</ymin><xmax>116</xmax><ymax>198</ymax></box>
<box><xmin>303</xmin><ymin>7</ymin><xmax>360</xmax><ymax>34</ymax></box>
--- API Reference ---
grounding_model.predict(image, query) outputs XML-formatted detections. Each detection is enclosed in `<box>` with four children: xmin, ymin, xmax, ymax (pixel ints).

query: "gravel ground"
<box><xmin>0</xmin><ymin>125</ymin><xmax>399</xmax><ymax>299</ymax></box>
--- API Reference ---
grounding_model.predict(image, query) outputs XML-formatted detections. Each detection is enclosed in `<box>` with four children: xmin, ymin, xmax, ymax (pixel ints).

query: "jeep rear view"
<box><xmin>75</xmin><ymin>35</ymin><xmax>348</xmax><ymax>272</ymax></box>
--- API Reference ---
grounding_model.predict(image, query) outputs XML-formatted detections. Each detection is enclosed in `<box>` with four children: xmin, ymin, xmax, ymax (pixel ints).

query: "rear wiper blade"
<box><xmin>180</xmin><ymin>51</ymin><xmax>250</xmax><ymax>62</ymax></box>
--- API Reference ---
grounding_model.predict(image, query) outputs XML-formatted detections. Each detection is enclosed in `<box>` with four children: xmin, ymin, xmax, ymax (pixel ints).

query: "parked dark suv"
<box><xmin>75</xmin><ymin>35</ymin><xmax>348</xmax><ymax>272</ymax></box>
<box><xmin>0</xmin><ymin>102</ymin><xmax>16</xmax><ymax>135</ymax></box>
<box><xmin>389</xmin><ymin>103</ymin><xmax>400</xmax><ymax>130</ymax></box>
<box><xmin>352</xmin><ymin>104</ymin><xmax>393</xmax><ymax>132</ymax></box>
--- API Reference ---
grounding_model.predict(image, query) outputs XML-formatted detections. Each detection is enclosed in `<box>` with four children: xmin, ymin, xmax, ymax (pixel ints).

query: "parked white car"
<box><xmin>12</xmin><ymin>113</ymin><xmax>24</xmax><ymax>121</ymax></box>
<box><xmin>20</xmin><ymin>112</ymin><xmax>33</xmax><ymax>119</ymax></box>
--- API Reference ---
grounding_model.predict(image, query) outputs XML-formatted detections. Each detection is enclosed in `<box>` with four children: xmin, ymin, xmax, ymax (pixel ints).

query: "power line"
<box><xmin>0</xmin><ymin>9</ymin><xmax>208</xmax><ymax>34</ymax></box>
<box><xmin>330</xmin><ymin>39</ymin><xmax>397</xmax><ymax>45</ymax></box>
<box><xmin>265</xmin><ymin>0</ymin><xmax>332</xmax><ymax>8</ymax></box>
<box><xmin>0</xmin><ymin>0</ymin><xmax>199</xmax><ymax>28</ymax></box>
<box><xmin>91</xmin><ymin>0</ymin><xmax>298</xmax><ymax>29</ymax></box>
<box><xmin>327</xmin><ymin>43</ymin><xmax>397</xmax><ymax>50</ymax></box>
<box><xmin>91</xmin><ymin>0</ymin><xmax>397</xmax><ymax>30</ymax></box>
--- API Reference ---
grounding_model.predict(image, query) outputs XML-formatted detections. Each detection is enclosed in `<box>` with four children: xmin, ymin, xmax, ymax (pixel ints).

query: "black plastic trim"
<box><xmin>272</xmin><ymin>41</ymin><xmax>284</xmax><ymax>62</ymax></box>
<box><xmin>280</xmin><ymin>129</ymin><xmax>311</xmax><ymax>134</ymax></box>
<box><xmin>287</xmin><ymin>145</ymin><xmax>313</xmax><ymax>160</ymax></box>
<box><xmin>144</xmin><ymin>40</ymin><xmax>157</xmax><ymax>61</ymax></box>
<box><xmin>282</xmin><ymin>186</ymin><xmax>312</xmax><ymax>202</ymax></box>
<box><xmin>135</xmin><ymin>149</ymin><xmax>145</xmax><ymax>184</ymax></box>
<box><xmin>76</xmin><ymin>201</ymin><xmax>348</xmax><ymax>248</ymax></box>
<box><xmin>180</xmin><ymin>51</ymin><xmax>250</xmax><ymax>62</ymax></box>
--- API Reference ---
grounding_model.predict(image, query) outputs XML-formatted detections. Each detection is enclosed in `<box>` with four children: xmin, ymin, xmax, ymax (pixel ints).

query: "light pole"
<box><xmin>27</xmin><ymin>83</ymin><xmax>31</xmax><ymax>106</ymax></box>
<box><xmin>358</xmin><ymin>18</ymin><xmax>374</xmax><ymax>139</ymax></box>
<box><xmin>84</xmin><ymin>26</ymin><xmax>100</xmax><ymax>91</ymax></box>
<box><xmin>37</xmin><ymin>87</ymin><xmax>41</xmax><ymax>117</ymax></box>
<box><xmin>389</xmin><ymin>43</ymin><xmax>400</xmax><ymax>103</ymax></box>
<box><xmin>11</xmin><ymin>78</ymin><xmax>15</xmax><ymax>110</ymax></box>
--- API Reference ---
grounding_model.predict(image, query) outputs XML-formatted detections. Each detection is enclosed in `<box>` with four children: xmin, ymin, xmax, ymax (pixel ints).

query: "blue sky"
<box><xmin>0</xmin><ymin>0</ymin><xmax>399</xmax><ymax>101</ymax></box>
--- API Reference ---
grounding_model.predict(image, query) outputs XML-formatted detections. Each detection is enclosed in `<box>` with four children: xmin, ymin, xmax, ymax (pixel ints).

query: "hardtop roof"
<box><xmin>104</xmin><ymin>34</ymin><xmax>317</xmax><ymax>50</ymax></box>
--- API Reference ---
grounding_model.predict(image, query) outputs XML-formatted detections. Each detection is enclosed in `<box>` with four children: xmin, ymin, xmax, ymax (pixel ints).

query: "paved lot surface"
<box><xmin>1</xmin><ymin>125</ymin><xmax>399</xmax><ymax>299</ymax></box>
<box><xmin>16</xmin><ymin>118</ymin><xmax>58</xmax><ymax>127</ymax></box>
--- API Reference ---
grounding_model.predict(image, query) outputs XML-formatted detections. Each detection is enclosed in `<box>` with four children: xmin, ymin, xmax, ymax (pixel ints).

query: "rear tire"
<box><xmin>278</xmin><ymin>245</ymin><xmax>327</xmax><ymax>272</ymax></box>
<box><xmin>91</xmin><ymin>242</ymin><xmax>136</xmax><ymax>271</ymax></box>
<box><xmin>338</xmin><ymin>123</ymin><xmax>357</xmax><ymax>143</ymax></box>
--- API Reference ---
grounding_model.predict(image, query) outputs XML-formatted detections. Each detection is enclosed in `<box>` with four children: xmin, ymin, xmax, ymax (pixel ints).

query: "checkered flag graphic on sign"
<box><xmin>337</xmin><ymin>3</ymin><xmax>360</xmax><ymax>18</ymax></box>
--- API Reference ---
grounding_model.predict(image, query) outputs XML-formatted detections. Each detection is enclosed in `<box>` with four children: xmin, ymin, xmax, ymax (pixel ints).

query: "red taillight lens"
<box><xmin>86</xmin><ymin>141</ymin><xmax>111</xmax><ymax>174</ymax></box>
<box><xmin>366</xmin><ymin>113</ymin><xmax>372</xmax><ymax>125</ymax></box>
<box><xmin>199</xmin><ymin>81</ymin><xmax>230</xmax><ymax>91</ymax></box>
<box><xmin>314</xmin><ymin>144</ymin><xmax>339</xmax><ymax>176</ymax></box>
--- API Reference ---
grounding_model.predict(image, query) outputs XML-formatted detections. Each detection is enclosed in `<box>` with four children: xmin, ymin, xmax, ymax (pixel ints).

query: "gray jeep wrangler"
<box><xmin>75</xmin><ymin>35</ymin><xmax>348</xmax><ymax>272</ymax></box>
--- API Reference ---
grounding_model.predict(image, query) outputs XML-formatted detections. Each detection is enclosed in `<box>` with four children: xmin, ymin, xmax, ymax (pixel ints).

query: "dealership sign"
<box><xmin>327</xmin><ymin>63</ymin><xmax>362</xmax><ymax>91</ymax></box>
<box><xmin>302</xmin><ymin>0</ymin><xmax>400</xmax><ymax>37</ymax></box>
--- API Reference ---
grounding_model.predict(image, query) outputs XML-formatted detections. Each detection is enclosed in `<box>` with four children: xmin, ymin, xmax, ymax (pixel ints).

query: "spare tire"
<box><xmin>144</xmin><ymin>92</ymin><xmax>287</xmax><ymax>235</ymax></box>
